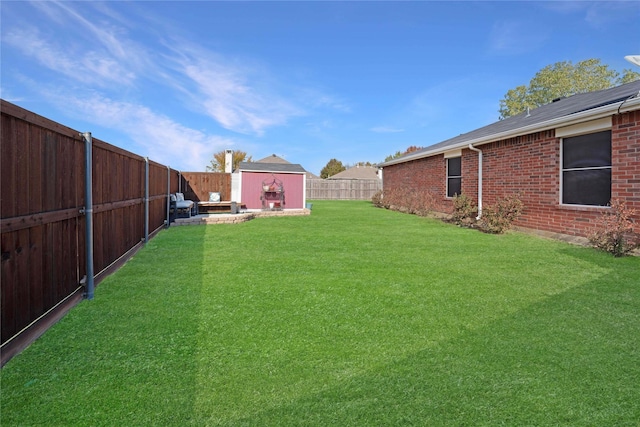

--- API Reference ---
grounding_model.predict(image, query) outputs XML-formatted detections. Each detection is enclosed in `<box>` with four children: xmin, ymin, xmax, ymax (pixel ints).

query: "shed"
<box><xmin>236</xmin><ymin>162</ymin><xmax>307</xmax><ymax>210</ymax></box>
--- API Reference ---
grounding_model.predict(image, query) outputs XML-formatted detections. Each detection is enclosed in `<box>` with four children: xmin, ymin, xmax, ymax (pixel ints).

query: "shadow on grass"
<box><xmin>0</xmin><ymin>225</ymin><xmax>208</xmax><ymax>426</ymax></box>
<box><xmin>214</xmin><ymin>270</ymin><xmax>640</xmax><ymax>427</ymax></box>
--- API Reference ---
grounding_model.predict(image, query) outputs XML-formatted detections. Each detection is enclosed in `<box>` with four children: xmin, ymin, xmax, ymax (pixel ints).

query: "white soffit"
<box><xmin>443</xmin><ymin>149</ymin><xmax>462</xmax><ymax>158</ymax></box>
<box><xmin>556</xmin><ymin>117</ymin><xmax>612</xmax><ymax>138</ymax></box>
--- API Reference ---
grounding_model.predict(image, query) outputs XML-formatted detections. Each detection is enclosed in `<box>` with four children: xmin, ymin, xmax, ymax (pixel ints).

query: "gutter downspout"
<box><xmin>468</xmin><ymin>144</ymin><xmax>483</xmax><ymax>220</ymax></box>
<box><xmin>80</xmin><ymin>132</ymin><xmax>95</xmax><ymax>300</ymax></box>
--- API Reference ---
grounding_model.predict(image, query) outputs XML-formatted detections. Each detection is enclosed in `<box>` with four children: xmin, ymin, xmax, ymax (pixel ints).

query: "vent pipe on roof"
<box><xmin>468</xmin><ymin>144</ymin><xmax>483</xmax><ymax>220</ymax></box>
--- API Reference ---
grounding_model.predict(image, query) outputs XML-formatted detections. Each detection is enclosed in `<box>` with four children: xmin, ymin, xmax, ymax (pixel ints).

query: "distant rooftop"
<box><xmin>255</xmin><ymin>154</ymin><xmax>290</xmax><ymax>164</ymax></box>
<box><xmin>327</xmin><ymin>165</ymin><xmax>380</xmax><ymax>180</ymax></box>
<box><xmin>253</xmin><ymin>154</ymin><xmax>319</xmax><ymax>179</ymax></box>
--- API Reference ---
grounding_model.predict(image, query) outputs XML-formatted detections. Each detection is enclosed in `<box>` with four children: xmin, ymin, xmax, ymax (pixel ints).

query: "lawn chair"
<box><xmin>170</xmin><ymin>193</ymin><xmax>195</xmax><ymax>220</ymax></box>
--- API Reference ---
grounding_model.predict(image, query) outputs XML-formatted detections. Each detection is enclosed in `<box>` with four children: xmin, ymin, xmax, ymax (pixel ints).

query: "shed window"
<box><xmin>561</xmin><ymin>130</ymin><xmax>611</xmax><ymax>206</ymax></box>
<box><xmin>447</xmin><ymin>157</ymin><xmax>462</xmax><ymax>198</ymax></box>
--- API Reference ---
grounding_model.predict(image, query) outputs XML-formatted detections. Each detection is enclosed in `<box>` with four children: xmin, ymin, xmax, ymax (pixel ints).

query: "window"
<box><xmin>447</xmin><ymin>157</ymin><xmax>461</xmax><ymax>198</ymax></box>
<box><xmin>561</xmin><ymin>130</ymin><xmax>611</xmax><ymax>206</ymax></box>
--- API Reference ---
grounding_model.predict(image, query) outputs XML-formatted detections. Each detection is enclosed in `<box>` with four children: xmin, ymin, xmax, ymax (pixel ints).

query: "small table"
<box><xmin>197</xmin><ymin>202</ymin><xmax>242</xmax><ymax>214</ymax></box>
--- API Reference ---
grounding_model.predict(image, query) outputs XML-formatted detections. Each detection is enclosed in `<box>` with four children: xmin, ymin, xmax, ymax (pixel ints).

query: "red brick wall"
<box><xmin>383</xmin><ymin>111</ymin><xmax>640</xmax><ymax>238</ymax></box>
<box><xmin>382</xmin><ymin>154</ymin><xmax>451</xmax><ymax>213</ymax></box>
<box><xmin>612</xmin><ymin>111</ymin><xmax>640</xmax><ymax>213</ymax></box>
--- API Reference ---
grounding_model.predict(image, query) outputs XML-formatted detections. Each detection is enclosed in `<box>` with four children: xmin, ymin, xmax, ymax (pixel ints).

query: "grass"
<box><xmin>2</xmin><ymin>200</ymin><xmax>639</xmax><ymax>426</ymax></box>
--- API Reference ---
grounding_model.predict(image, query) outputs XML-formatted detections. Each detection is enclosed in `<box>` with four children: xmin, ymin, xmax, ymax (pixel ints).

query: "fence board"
<box><xmin>1</xmin><ymin>115</ymin><xmax>16</xmax><ymax>218</ymax></box>
<box><xmin>14</xmin><ymin>228</ymin><xmax>30</xmax><ymax>341</ymax></box>
<box><xmin>1</xmin><ymin>230</ymin><xmax>17</xmax><ymax>342</ymax></box>
<box><xmin>28</xmin><ymin>224</ymin><xmax>44</xmax><ymax>322</ymax></box>
<box><xmin>15</xmin><ymin>120</ymin><xmax>29</xmax><ymax>215</ymax></box>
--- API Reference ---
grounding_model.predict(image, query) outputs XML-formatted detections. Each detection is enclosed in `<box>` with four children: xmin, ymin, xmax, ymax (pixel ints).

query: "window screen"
<box><xmin>447</xmin><ymin>157</ymin><xmax>462</xmax><ymax>198</ymax></box>
<box><xmin>561</xmin><ymin>130</ymin><xmax>611</xmax><ymax>206</ymax></box>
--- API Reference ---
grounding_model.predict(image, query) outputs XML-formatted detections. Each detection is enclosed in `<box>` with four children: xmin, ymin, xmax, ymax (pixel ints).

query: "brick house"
<box><xmin>381</xmin><ymin>80</ymin><xmax>640</xmax><ymax>238</ymax></box>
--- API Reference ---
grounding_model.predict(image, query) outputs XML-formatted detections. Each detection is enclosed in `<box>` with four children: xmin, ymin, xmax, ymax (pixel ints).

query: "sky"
<box><xmin>2</xmin><ymin>1</ymin><xmax>639</xmax><ymax>174</ymax></box>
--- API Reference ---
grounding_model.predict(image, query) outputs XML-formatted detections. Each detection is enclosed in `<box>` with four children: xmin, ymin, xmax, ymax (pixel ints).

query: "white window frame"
<box><xmin>446</xmin><ymin>156</ymin><xmax>462</xmax><ymax>198</ymax></box>
<box><xmin>559</xmin><ymin>130</ymin><xmax>612</xmax><ymax>207</ymax></box>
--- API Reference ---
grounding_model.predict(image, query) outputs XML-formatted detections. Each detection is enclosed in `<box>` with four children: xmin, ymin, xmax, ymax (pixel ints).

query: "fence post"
<box><xmin>80</xmin><ymin>132</ymin><xmax>95</xmax><ymax>300</ymax></box>
<box><xmin>144</xmin><ymin>157</ymin><xmax>149</xmax><ymax>244</ymax></box>
<box><xmin>166</xmin><ymin>166</ymin><xmax>171</xmax><ymax>228</ymax></box>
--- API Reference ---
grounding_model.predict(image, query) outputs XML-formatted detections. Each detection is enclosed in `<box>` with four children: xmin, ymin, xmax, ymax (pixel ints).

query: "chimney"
<box><xmin>224</xmin><ymin>149</ymin><xmax>233</xmax><ymax>173</ymax></box>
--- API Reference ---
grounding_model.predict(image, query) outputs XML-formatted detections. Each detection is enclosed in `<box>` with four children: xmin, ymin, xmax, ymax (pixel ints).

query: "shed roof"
<box><xmin>382</xmin><ymin>80</ymin><xmax>640</xmax><ymax>167</ymax></box>
<box><xmin>238</xmin><ymin>161</ymin><xmax>306</xmax><ymax>174</ymax></box>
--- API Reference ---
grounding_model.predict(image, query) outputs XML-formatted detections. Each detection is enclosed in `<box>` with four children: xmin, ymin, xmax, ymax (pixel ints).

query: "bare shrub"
<box><xmin>588</xmin><ymin>199</ymin><xmax>640</xmax><ymax>257</ymax></box>
<box><xmin>451</xmin><ymin>193</ymin><xmax>477</xmax><ymax>226</ymax></box>
<box><xmin>371</xmin><ymin>190</ymin><xmax>384</xmax><ymax>208</ymax></box>
<box><xmin>478</xmin><ymin>194</ymin><xmax>524</xmax><ymax>234</ymax></box>
<box><xmin>372</xmin><ymin>188</ymin><xmax>436</xmax><ymax>216</ymax></box>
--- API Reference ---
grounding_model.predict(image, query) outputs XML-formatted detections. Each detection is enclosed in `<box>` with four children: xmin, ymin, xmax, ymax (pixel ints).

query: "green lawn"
<box><xmin>2</xmin><ymin>201</ymin><xmax>639</xmax><ymax>426</ymax></box>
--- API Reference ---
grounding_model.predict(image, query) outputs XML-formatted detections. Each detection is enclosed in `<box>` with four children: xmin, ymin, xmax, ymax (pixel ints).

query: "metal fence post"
<box><xmin>144</xmin><ymin>157</ymin><xmax>149</xmax><ymax>244</ymax></box>
<box><xmin>166</xmin><ymin>166</ymin><xmax>171</xmax><ymax>228</ymax></box>
<box><xmin>80</xmin><ymin>132</ymin><xmax>95</xmax><ymax>300</ymax></box>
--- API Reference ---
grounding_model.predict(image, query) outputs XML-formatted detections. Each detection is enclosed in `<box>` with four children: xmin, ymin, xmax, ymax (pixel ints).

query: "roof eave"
<box><xmin>381</xmin><ymin>96</ymin><xmax>640</xmax><ymax>167</ymax></box>
<box><xmin>239</xmin><ymin>168</ymin><xmax>305</xmax><ymax>174</ymax></box>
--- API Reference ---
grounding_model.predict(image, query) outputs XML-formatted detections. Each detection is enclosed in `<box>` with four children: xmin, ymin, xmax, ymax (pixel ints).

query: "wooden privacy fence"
<box><xmin>181</xmin><ymin>172</ymin><xmax>231</xmax><ymax>202</ymax></box>
<box><xmin>306</xmin><ymin>178</ymin><xmax>382</xmax><ymax>200</ymax></box>
<box><xmin>0</xmin><ymin>100</ymin><xmax>182</xmax><ymax>365</ymax></box>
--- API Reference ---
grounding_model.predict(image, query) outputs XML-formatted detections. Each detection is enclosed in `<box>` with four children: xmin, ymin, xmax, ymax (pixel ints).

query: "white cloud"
<box><xmin>3</xmin><ymin>27</ymin><xmax>136</xmax><ymax>87</ymax></box>
<box><xmin>164</xmin><ymin>44</ymin><xmax>304</xmax><ymax>136</ymax></box>
<box><xmin>3</xmin><ymin>1</ymin><xmax>346</xmax><ymax>168</ymax></box>
<box><xmin>55</xmin><ymin>91</ymin><xmax>237</xmax><ymax>171</ymax></box>
<box><xmin>32</xmin><ymin>1</ymin><xmax>146</xmax><ymax>68</ymax></box>
<box><xmin>541</xmin><ymin>1</ymin><xmax>639</xmax><ymax>30</ymax></box>
<box><xmin>487</xmin><ymin>20</ymin><xmax>549</xmax><ymax>55</ymax></box>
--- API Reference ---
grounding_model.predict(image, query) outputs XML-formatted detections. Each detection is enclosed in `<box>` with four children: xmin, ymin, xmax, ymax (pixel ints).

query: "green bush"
<box><xmin>588</xmin><ymin>199</ymin><xmax>640</xmax><ymax>257</ymax></box>
<box><xmin>478</xmin><ymin>194</ymin><xmax>524</xmax><ymax>234</ymax></box>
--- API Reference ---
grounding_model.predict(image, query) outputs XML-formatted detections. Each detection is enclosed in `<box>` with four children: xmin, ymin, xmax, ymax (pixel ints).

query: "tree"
<box><xmin>499</xmin><ymin>58</ymin><xmax>640</xmax><ymax>119</ymax></box>
<box><xmin>206</xmin><ymin>150</ymin><xmax>252</xmax><ymax>172</ymax></box>
<box><xmin>620</xmin><ymin>69</ymin><xmax>640</xmax><ymax>84</ymax></box>
<box><xmin>320</xmin><ymin>158</ymin><xmax>346</xmax><ymax>178</ymax></box>
<box><xmin>347</xmin><ymin>161</ymin><xmax>376</xmax><ymax>168</ymax></box>
<box><xmin>384</xmin><ymin>145</ymin><xmax>423</xmax><ymax>162</ymax></box>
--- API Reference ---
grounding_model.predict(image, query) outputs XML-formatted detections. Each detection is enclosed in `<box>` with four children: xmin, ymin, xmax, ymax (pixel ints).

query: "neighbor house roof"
<box><xmin>327</xmin><ymin>165</ymin><xmax>380</xmax><ymax>180</ymax></box>
<box><xmin>254</xmin><ymin>154</ymin><xmax>320</xmax><ymax>179</ymax></box>
<box><xmin>256</xmin><ymin>154</ymin><xmax>290</xmax><ymax>164</ymax></box>
<box><xmin>238</xmin><ymin>161</ymin><xmax>306</xmax><ymax>174</ymax></box>
<box><xmin>382</xmin><ymin>80</ymin><xmax>640</xmax><ymax>167</ymax></box>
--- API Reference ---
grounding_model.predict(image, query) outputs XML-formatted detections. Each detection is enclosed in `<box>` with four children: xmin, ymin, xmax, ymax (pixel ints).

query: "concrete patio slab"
<box><xmin>172</xmin><ymin>209</ymin><xmax>310</xmax><ymax>226</ymax></box>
